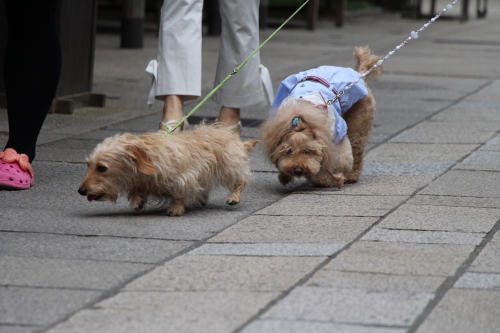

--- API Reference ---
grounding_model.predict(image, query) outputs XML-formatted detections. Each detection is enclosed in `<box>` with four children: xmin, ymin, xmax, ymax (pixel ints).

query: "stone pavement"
<box><xmin>2</xmin><ymin>1</ymin><xmax>500</xmax><ymax>332</ymax></box>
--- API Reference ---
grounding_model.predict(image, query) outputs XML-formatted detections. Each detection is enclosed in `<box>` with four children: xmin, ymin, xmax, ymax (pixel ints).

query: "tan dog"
<box><xmin>261</xmin><ymin>46</ymin><xmax>383</xmax><ymax>189</ymax></box>
<box><xmin>78</xmin><ymin>124</ymin><xmax>259</xmax><ymax>216</ymax></box>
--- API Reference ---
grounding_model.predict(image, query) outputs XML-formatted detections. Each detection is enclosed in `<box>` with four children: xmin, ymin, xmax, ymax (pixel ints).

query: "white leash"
<box><xmin>326</xmin><ymin>0</ymin><xmax>460</xmax><ymax>105</ymax></box>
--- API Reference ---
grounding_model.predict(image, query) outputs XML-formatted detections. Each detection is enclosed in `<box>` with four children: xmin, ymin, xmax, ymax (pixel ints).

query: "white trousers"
<box><xmin>147</xmin><ymin>0</ymin><xmax>270</xmax><ymax>108</ymax></box>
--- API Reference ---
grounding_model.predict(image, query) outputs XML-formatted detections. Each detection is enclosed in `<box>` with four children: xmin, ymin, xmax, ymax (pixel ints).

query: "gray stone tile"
<box><xmin>0</xmin><ymin>256</ymin><xmax>152</xmax><ymax>289</ymax></box>
<box><xmin>47</xmin><ymin>291</ymin><xmax>279</xmax><ymax>333</ymax></box>
<box><xmin>0</xmin><ymin>326</ymin><xmax>41</xmax><ymax>333</ymax></box>
<box><xmin>415</xmin><ymin>289</ymin><xmax>500</xmax><ymax>333</ymax></box>
<box><xmin>34</xmin><ymin>148</ymin><xmax>89</xmax><ymax>163</ymax></box>
<box><xmin>208</xmin><ymin>215</ymin><xmax>377</xmax><ymax>244</ymax></box>
<box><xmin>468</xmin><ymin>242</ymin><xmax>500</xmax><ymax>273</ymax></box>
<box><xmin>323</xmin><ymin>241</ymin><xmax>474</xmax><ymax>276</ymax></box>
<box><xmin>454</xmin><ymin>151</ymin><xmax>500</xmax><ymax>171</ymax></box>
<box><xmin>366</xmin><ymin>143</ymin><xmax>477</xmax><ymax>162</ymax></box>
<box><xmin>126</xmin><ymin>256</ymin><xmax>324</xmax><ymax>292</ymax></box>
<box><xmin>188</xmin><ymin>243</ymin><xmax>344</xmax><ymax>256</ymax></box>
<box><xmin>378</xmin><ymin>203</ymin><xmax>500</xmax><ymax>233</ymax></box>
<box><xmin>410</xmin><ymin>195</ymin><xmax>500</xmax><ymax>209</ymax></box>
<box><xmin>295</xmin><ymin>176</ymin><xmax>434</xmax><ymax>196</ymax></box>
<box><xmin>241</xmin><ymin>319</ymin><xmax>406</xmax><ymax>333</ymax></box>
<box><xmin>362</xmin><ymin>228</ymin><xmax>485</xmax><ymax>245</ymax></box>
<box><xmin>454</xmin><ymin>272</ymin><xmax>500</xmax><ymax>290</ymax></box>
<box><xmin>255</xmin><ymin>195</ymin><xmax>407</xmax><ymax>217</ymax></box>
<box><xmin>0</xmin><ymin>286</ymin><xmax>102</xmax><ymax>326</ymax></box>
<box><xmin>432</xmin><ymin>101</ymin><xmax>500</xmax><ymax>122</ymax></box>
<box><xmin>362</xmin><ymin>161</ymin><xmax>453</xmax><ymax>177</ymax></box>
<box><xmin>420</xmin><ymin>170</ymin><xmax>500</xmax><ymax>198</ymax></box>
<box><xmin>479</xmin><ymin>135</ymin><xmax>500</xmax><ymax>152</ymax></box>
<box><xmin>306</xmin><ymin>271</ymin><xmax>445</xmax><ymax>293</ymax></box>
<box><xmin>0</xmin><ymin>232</ymin><xmax>192</xmax><ymax>263</ymax></box>
<box><xmin>389</xmin><ymin>121</ymin><xmax>500</xmax><ymax>144</ymax></box>
<box><xmin>262</xmin><ymin>286</ymin><xmax>433</xmax><ymax>326</ymax></box>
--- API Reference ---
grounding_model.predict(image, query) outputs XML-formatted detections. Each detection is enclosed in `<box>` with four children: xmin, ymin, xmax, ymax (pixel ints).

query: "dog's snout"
<box><xmin>293</xmin><ymin>167</ymin><xmax>303</xmax><ymax>176</ymax></box>
<box><xmin>78</xmin><ymin>187</ymin><xmax>88</xmax><ymax>196</ymax></box>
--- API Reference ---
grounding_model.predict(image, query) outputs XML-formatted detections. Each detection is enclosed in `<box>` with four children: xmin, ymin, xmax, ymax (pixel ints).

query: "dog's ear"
<box><xmin>126</xmin><ymin>145</ymin><xmax>156</xmax><ymax>175</ymax></box>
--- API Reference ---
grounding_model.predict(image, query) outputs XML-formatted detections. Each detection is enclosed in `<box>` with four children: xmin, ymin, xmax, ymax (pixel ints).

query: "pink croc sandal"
<box><xmin>0</xmin><ymin>148</ymin><xmax>35</xmax><ymax>190</ymax></box>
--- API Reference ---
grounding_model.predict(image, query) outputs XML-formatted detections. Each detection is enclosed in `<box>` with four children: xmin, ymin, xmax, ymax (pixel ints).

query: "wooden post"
<box><xmin>307</xmin><ymin>0</ymin><xmax>319</xmax><ymax>31</ymax></box>
<box><xmin>121</xmin><ymin>0</ymin><xmax>145</xmax><ymax>48</ymax></box>
<box><xmin>335</xmin><ymin>0</ymin><xmax>346</xmax><ymax>27</ymax></box>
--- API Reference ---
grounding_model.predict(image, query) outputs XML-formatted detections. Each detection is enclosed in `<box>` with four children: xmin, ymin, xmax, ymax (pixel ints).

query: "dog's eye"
<box><xmin>97</xmin><ymin>165</ymin><xmax>108</xmax><ymax>172</ymax></box>
<box><xmin>286</xmin><ymin>148</ymin><xmax>293</xmax><ymax>155</ymax></box>
<box><xmin>304</xmin><ymin>146</ymin><xmax>312</xmax><ymax>154</ymax></box>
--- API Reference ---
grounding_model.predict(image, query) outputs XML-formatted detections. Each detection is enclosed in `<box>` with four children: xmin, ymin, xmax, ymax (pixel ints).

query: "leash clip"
<box><xmin>326</xmin><ymin>90</ymin><xmax>344</xmax><ymax>105</ymax></box>
<box><xmin>230</xmin><ymin>68</ymin><xmax>238</xmax><ymax>75</ymax></box>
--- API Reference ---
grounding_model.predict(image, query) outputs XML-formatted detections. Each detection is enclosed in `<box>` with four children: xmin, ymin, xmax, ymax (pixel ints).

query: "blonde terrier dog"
<box><xmin>261</xmin><ymin>46</ymin><xmax>383</xmax><ymax>189</ymax></box>
<box><xmin>78</xmin><ymin>124</ymin><xmax>259</xmax><ymax>216</ymax></box>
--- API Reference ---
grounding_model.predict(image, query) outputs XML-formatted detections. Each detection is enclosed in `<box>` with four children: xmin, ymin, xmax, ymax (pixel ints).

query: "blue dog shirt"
<box><xmin>271</xmin><ymin>66</ymin><xmax>368</xmax><ymax>144</ymax></box>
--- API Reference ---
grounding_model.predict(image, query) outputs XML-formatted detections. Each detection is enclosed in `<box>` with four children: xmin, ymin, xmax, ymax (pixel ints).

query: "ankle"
<box><xmin>218</xmin><ymin>107</ymin><xmax>240</xmax><ymax>126</ymax></box>
<box><xmin>162</xmin><ymin>95</ymin><xmax>184</xmax><ymax>122</ymax></box>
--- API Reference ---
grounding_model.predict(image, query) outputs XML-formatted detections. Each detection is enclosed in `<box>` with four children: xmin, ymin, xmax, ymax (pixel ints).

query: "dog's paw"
<box><xmin>226</xmin><ymin>194</ymin><xmax>241</xmax><ymax>206</ymax></box>
<box><xmin>132</xmin><ymin>199</ymin><xmax>146</xmax><ymax>211</ymax></box>
<box><xmin>167</xmin><ymin>205</ymin><xmax>185</xmax><ymax>216</ymax></box>
<box><xmin>332</xmin><ymin>173</ymin><xmax>346</xmax><ymax>189</ymax></box>
<box><xmin>278</xmin><ymin>172</ymin><xmax>293</xmax><ymax>186</ymax></box>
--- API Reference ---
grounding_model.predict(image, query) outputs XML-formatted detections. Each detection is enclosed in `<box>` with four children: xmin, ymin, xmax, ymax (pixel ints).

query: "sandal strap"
<box><xmin>215</xmin><ymin>118</ymin><xmax>242</xmax><ymax>135</ymax></box>
<box><xmin>0</xmin><ymin>148</ymin><xmax>34</xmax><ymax>177</ymax></box>
<box><xmin>158</xmin><ymin>119</ymin><xmax>188</xmax><ymax>132</ymax></box>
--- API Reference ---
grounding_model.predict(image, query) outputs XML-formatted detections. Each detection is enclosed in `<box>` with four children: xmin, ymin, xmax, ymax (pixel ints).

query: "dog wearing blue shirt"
<box><xmin>261</xmin><ymin>46</ymin><xmax>383</xmax><ymax>189</ymax></box>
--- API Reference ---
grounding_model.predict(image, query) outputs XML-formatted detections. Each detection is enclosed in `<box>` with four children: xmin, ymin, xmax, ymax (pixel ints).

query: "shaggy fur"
<box><xmin>261</xmin><ymin>46</ymin><xmax>383</xmax><ymax>189</ymax></box>
<box><xmin>78</xmin><ymin>124</ymin><xmax>259</xmax><ymax>216</ymax></box>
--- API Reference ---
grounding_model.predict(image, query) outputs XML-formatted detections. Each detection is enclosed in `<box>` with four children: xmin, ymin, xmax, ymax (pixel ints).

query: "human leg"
<box><xmin>155</xmin><ymin>0</ymin><xmax>202</xmax><ymax>131</ymax></box>
<box><xmin>1</xmin><ymin>0</ymin><xmax>61</xmax><ymax>189</ymax></box>
<box><xmin>3</xmin><ymin>0</ymin><xmax>62</xmax><ymax>162</ymax></box>
<box><xmin>213</xmin><ymin>0</ymin><xmax>265</xmax><ymax>129</ymax></box>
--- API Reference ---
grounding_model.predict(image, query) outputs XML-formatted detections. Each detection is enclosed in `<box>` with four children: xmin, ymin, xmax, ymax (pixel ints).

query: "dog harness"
<box><xmin>271</xmin><ymin>66</ymin><xmax>368</xmax><ymax>144</ymax></box>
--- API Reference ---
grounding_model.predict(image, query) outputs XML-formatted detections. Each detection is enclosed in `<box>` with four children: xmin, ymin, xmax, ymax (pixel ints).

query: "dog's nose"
<box><xmin>293</xmin><ymin>167</ymin><xmax>303</xmax><ymax>176</ymax></box>
<box><xmin>78</xmin><ymin>187</ymin><xmax>87</xmax><ymax>196</ymax></box>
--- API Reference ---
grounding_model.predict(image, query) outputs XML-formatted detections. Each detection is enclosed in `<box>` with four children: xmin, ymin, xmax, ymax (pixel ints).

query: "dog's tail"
<box><xmin>243</xmin><ymin>140</ymin><xmax>260</xmax><ymax>153</ymax></box>
<box><xmin>354</xmin><ymin>45</ymin><xmax>383</xmax><ymax>82</ymax></box>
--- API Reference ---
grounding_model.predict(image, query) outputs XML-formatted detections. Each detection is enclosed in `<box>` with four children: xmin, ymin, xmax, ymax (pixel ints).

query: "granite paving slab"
<box><xmin>255</xmin><ymin>194</ymin><xmax>407</xmax><ymax>217</ymax></box>
<box><xmin>0</xmin><ymin>232</ymin><xmax>192</xmax><ymax>263</ymax></box>
<box><xmin>468</xmin><ymin>241</ymin><xmax>500</xmax><ymax>273</ymax></box>
<box><xmin>241</xmin><ymin>319</ymin><xmax>406</xmax><ymax>333</ymax></box>
<box><xmin>415</xmin><ymin>289</ymin><xmax>500</xmax><ymax>333</ymax></box>
<box><xmin>0</xmin><ymin>256</ymin><xmax>152</xmax><ymax>289</ymax></box>
<box><xmin>366</xmin><ymin>143</ymin><xmax>477</xmax><ymax>162</ymax></box>
<box><xmin>431</xmin><ymin>101</ymin><xmax>500</xmax><ymax>122</ymax></box>
<box><xmin>454</xmin><ymin>272</ymin><xmax>500</xmax><ymax>290</ymax></box>
<box><xmin>410</xmin><ymin>194</ymin><xmax>500</xmax><ymax>209</ymax></box>
<box><xmin>377</xmin><ymin>203</ymin><xmax>500</xmax><ymax>233</ymax></box>
<box><xmin>453</xmin><ymin>150</ymin><xmax>500</xmax><ymax>171</ymax></box>
<box><xmin>188</xmin><ymin>243</ymin><xmax>344</xmax><ymax>256</ymax></box>
<box><xmin>208</xmin><ymin>215</ymin><xmax>378</xmax><ymax>244</ymax></box>
<box><xmin>420</xmin><ymin>170</ymin><xmax>500</xmax><ymax>197</ymax></box>
<box><xmin>0</xmin><ymin>287</ymin><xmax>102</xmax><ymax>326</ymax></box>
<box><xmin>362</xmin><ymin>228</ymin><xmax>485</xmax><ymax>245</ymax></box>
<box><xmin>305</xmin><ymin>271</ymin><xmax>445</xmax><ymax>293</ymax></box>
<box><xmin>295</xmin><ymin>176</ymin><xmax>435</xmax><ymax>196</ymax></box>
<box><xmin>125</xmin><ymin>256</ymin><xmax>324</xmax><ymax>292</ymax></box>
<box><xmin>479</xmin><ymin>135</ymin><xmax>500</xmax><ymax>152</ymax></box>
<box><xmin>388</xmin><ymin>121</ymin><xmax>500</xmax><ymax>144</ymax></box>
<box><xmin>0</xmin><ymin>325</ymin><xmax>41</xmax><ymax>333</ymax></box>
<box><xmin>46</xmin><ymin>291</ymin><xmax>279</xmax><ymax>333</ymax></box>
<box><xmin>261</xmin><ymin>286</ymin><xmax>434</xmax><ymax>327</ymax></box>
<box><xmin>323</xmin><ymin>241</ymin><xmax>474</xmax><ymax>276</ymax></box>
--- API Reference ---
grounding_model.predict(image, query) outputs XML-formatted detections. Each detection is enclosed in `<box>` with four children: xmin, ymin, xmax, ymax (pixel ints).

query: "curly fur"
<box><xmin>78</xmin><ymin>124</ymin><xmax>259</xmax><ymax>216</ymax></box>
<box><xmin>261</xmin><ymin>45</ymin><xmax>382</xmax><ymax>189</ymax></box>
